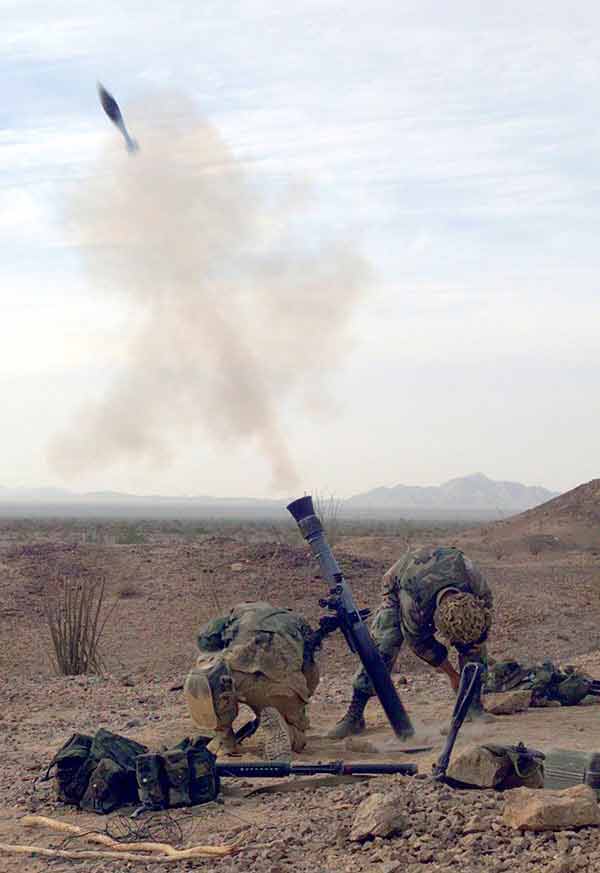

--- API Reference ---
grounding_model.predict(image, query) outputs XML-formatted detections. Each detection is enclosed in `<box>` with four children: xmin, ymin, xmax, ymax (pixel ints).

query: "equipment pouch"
<box><xmin>484</xmin><ymin>661</ymin><xmax>529</xmax><ymax>694</ymax></box>
<box><xmin>484</xmin><ymin>743</ymin><xmax>544</xmax><ymax>789</ymax></box>
<box><xmin>49</xmin><ymin>732</ymin><xmax>94</xmax><ymax>804</ymax></box>
<box><xmin>188</xmin><ymin>744</ymin><xmax>220</xmax><ymax>805</ymax></box>
<box><xmin>136</xmin><ymin>753</ymin><xmax>168</xmax><ymax>810</ymax></box>
<box><xmin>80</xmin><ymin>756</ymin><xmax>136</xmax><ymax>814</ymax></box>
<box><xmin>555</xmin><ymin>674</ymin><xmax>592</xmax><ymax>706</ymax></box>
<box><xmin>163</xmin><ymin>749</ymin><xmax>192</xmax><ymax>807</ymax></box>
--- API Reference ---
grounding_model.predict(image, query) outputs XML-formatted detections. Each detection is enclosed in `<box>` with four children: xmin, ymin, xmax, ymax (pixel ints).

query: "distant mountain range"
<box><xmin>0</xmin><ymin>486</ymin><xmax>279</xmax><ymax>506</ymax></box>
<box><xmin>346</xmin><ymin>473</ymin><xmax>558</xmax><ymax>512</ymax></box>
<box><xmin>0</xmin><ymin>473</ymin><xmax>558</xmax><ymax>515</ymax></box>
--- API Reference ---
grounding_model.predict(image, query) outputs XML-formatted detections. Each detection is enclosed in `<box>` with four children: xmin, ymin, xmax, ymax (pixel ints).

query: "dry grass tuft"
<box><xmin>314</xmin><ymin>492</ymin><xmax>343</xmax><ymax>546</ymax></box>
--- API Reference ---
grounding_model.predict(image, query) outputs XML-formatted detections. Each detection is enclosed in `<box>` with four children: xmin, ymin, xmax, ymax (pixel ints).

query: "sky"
<box><xmin>2</xmin><ymin>0</ymin><xmax>600</xmax><ymax>498</ymax></box>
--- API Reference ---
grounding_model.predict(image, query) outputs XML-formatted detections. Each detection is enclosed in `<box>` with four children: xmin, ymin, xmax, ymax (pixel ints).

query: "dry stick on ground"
<box><xmin>0</xmin><ymin>844</ymin><xmax>234</xmax><ymax>863</ymax></box>
<box><xmin>18</xmin><ymin>815</ymin><xmax>242</xmax><ymax>859</ymax></box>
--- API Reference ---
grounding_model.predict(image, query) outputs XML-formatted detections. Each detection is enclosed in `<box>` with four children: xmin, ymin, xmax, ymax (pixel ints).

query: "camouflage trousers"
<box><xmin>220</xmin><ymin>663</ymin><xmax>319</xmax><ymax>752</ymax></box>
<box><xmin>352</xmin><ymin>604</ymin><xmax>404</xmax><ymax>696</ymax></box>
<box><xmin>352</xmin><ymin>605</ymin><xmax>487</xmax><ymax>697</ymax></box>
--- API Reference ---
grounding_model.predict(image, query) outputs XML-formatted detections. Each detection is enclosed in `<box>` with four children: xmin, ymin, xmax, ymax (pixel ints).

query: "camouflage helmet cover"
<box><xmin>434</xmin><ymin>591</ymin><xmax>492</xmax><ymax>646</ymax></box>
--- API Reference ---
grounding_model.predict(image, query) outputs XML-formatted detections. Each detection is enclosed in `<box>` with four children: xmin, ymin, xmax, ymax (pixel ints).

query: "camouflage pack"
<box><xmin>483</xmin><ymin>743</ymin><xmax>545</xmax><ymax>789</ymax></box>
<box><xmin>46</xmin><ymin>728</ymin><xmax>148</xmax><ymax>812</ymax></box>
<box><xmin>485</xmin><ymin>660</ymin><xmax>591</xmax><ymax>706</ymax></box>
<box><xmin>48</xmin><ymin>732</ymin><xmax>95</xmax><ymax>804</ymax></box>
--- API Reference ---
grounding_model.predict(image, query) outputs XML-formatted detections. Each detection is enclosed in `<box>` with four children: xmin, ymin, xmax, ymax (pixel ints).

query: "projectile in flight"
<box><xmin>97</xmin><ymin>82</ymin><xmax>139</xmax><ymax>153</ymax></box>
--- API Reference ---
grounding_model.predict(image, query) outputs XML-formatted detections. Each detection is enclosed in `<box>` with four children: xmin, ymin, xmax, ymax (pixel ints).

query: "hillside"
<box><xmin>460</xmin><ymin>477</ymin><xmax>600</xmax><ymax>554</ymax></box>
<box><xmin>347</xmin><ymin>472</ymin><xmax>557</xmax><ymax>512</ymax></box>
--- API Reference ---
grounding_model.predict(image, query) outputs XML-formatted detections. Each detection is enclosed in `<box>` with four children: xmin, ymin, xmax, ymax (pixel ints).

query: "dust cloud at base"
<box><xmin>49</xmin><ymin>96</ymin><xmax>370</xmax><ymax>492</ymax></box>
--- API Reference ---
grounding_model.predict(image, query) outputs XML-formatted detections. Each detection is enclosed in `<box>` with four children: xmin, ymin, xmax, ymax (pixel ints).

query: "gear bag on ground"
<box><xmin>44</xmin><ymin>730</ymin><xmax>219</xmax><ymax>813</ymax></box>
<box><xmin>45</xmin><ymin>728</ymin><xmax>148</xmax><ymax>813</ymax></box>
<box><xmin>485</xmin><ymin>659</ymin><xmax>592</xmax><ymax>706</ymax></box>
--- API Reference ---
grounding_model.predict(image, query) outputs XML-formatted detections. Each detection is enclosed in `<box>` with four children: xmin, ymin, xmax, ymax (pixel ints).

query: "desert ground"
<box><xmin>2</xmin><ymin>486</ymin><xmax>600</xmax><ymax>872</ymax></box>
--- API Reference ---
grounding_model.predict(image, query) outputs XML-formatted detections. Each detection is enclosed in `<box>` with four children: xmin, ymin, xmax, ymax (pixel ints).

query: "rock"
<box><xmin>231</xmin><ymin>563</ymin><xmax>244</xmax><ymax>571</ymax></box>
<box><xmin>379</xmin><ymin>863</ymin><xmax>402</xmax><ymax>873</ymax></box>
<box><xmin>463</xmin><ymin>814</ymin><xmax>488</xmax><ymax>833</ymax></box>
<box><xmin>344</xmin><ymin>736</ymin><xmax>378</xmax><ymax>754</ymax></box>
<box><xmin>484</xmin><ymin>690</ymin><xmax>532</xmax><ymax>715</ymax></box>
<box><xmin>125</xmin><ymin>718</ymin><xmax>142</xmax><ymax>728</ymax></box>
<box><xmin>349</xmin><ymin>793</ymin><xmax>407</xmax><ymax>842</ymax></box>
<box><xmin>503</xmin><ymin>785</ymin><xmax>600</xmax><ymax>831</ymax></box>
<box><xmin>446</xmin><ymin>744</ymin><xmax>512</xmax><ymax>788</ymax></box>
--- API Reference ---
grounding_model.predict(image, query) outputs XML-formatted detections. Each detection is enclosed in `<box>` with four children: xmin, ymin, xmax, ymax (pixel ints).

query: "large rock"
<box><xmin>349</xmin><ymin>792</ymin><xmax>407</xmax><ymax>841</ymax></box>
<box><xmin>484</xmin><ymin>690</ymin><xmax>532</xmax><ymax>715</ymax></box>
<box><xmin>503</xmin><ymin>784</ymin><xmax>600</xmax><ymax>831</ymax></box>
<box><xmin>446</xmin><ymin>744</ymin><xmax>512</xmax><ymax>788</ymax></box>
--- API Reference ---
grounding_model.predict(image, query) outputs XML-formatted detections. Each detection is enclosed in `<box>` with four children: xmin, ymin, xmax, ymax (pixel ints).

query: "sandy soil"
<box><xmin>2</xmin><ymin>519</ymin><xmax>600</xmax><ymax>872</ymax></box>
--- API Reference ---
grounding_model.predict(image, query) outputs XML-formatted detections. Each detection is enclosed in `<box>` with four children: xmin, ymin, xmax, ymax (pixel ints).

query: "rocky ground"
<box><xmin>2</xmin><ymin>517</ymin><xmax>600</xmax><ymax>871</ymax></box>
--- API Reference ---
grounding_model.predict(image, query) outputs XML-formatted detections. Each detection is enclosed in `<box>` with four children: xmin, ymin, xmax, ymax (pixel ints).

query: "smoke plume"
<box><xmin>50</xmin><ymin>96</ymin><xmax>369</xmax><ymax>490</ymax></box>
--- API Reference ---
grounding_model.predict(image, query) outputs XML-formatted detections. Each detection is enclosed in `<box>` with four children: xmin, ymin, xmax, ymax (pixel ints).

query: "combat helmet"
<box><xmin>434</xmin><ymin>591</ymin><xmax>492</xmax><ymax>647</ymax></box>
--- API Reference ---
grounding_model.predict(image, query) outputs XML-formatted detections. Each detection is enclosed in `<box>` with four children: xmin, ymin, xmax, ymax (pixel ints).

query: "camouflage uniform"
<box><xmin>193</xmin><ymin>602</ymin><xmax>319</xmax><ymax>752</ymax></box>
<box><xmin>354</xmin><ymin>547</ymin><xmax>493</xmax><ymax>696</ymax></box>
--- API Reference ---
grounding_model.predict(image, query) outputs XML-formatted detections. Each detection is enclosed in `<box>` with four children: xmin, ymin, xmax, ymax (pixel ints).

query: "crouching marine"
<box><xmin>184</xmin><ymin>601</ymin><xmax>320</xmax><ymax>759</ymax></box>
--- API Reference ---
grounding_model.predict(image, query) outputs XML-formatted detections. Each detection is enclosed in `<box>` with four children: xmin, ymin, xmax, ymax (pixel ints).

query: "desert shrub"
<box><xmin>44</xmin><ymin>575</ymin><xmax>116</xmax><ymax>675</ymax></box>
<box><xmin>314</xmin><ymin>492</ymin><xmax>343</xmax><ymax>546</ymax></box>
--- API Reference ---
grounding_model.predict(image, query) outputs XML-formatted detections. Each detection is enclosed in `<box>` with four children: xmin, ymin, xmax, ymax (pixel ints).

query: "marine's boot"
<box><xmin>255</xmin><ymin>707</ymin><xmax>292</xmax><ymax>763</ymax></box>
<box><xmin>466</xmin><ymin>692</ymin><xmax>495</xmax><ymax>724</ymax></box>
<box><xmin>327</xmin><ymin>690</ymin><xmax>369</xmax><ymax>739</ymax></box>
<box><xmin>207</xmin><ymin>728</ymin><xmax>241</xmax><ymax>757</ymax></box>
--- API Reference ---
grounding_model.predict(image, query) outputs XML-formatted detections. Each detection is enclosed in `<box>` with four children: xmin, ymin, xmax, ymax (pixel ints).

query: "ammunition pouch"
<box><xmin>188</xmin><ymin>743</ymin><xmax>220</xmax><ymax>804</ymax></box>
<box><xmin>163</xmin><ymin>749</ymin><xmax>192</xmax><ymax>807</ymax></box>
<box><xmin>136</xmin><ymin>753</ymin><xmax>168</xmax><ymax>810</ymax></box>
<box><xmin>135</xmin><ymin>738</ymin><xmax>220</xmax><ymax>810</ymax></box>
